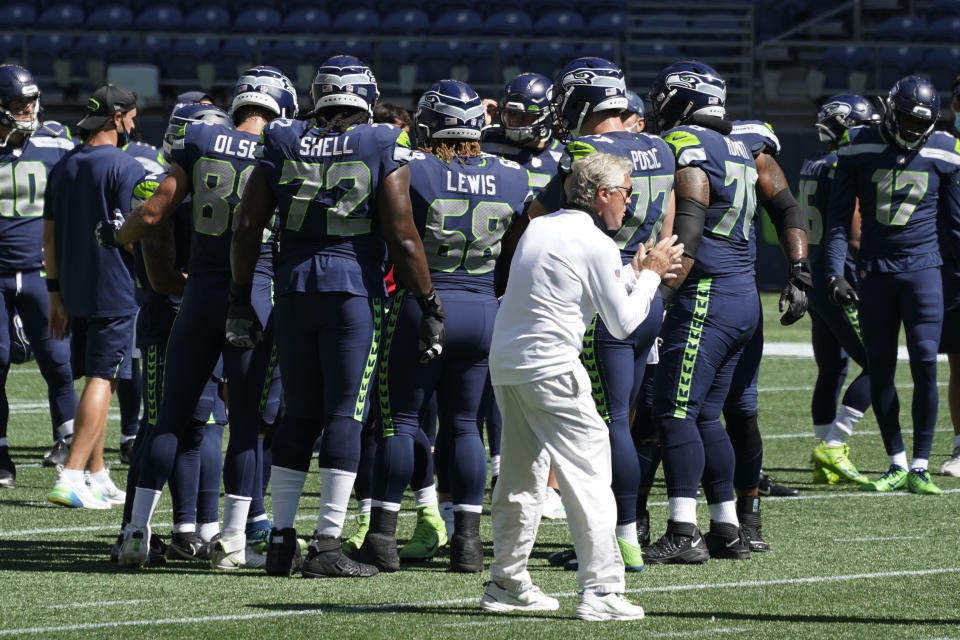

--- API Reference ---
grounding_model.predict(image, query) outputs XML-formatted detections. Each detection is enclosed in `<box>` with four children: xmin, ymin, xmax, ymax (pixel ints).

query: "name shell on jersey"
<box><xmin>257</xmin><ymin>119</ymin><xmax>413</xmax><ymax>297</ymax></box>
<box><xmin>0</xmin><ymin>122</ymin><xmax>75</xmax><ymax>272</ymax></box>
<box><xmin>408</xmin><ymin>151</ymin><xmax>530</xmax><ymax>296</ymax></box>
<box><xmin>480</xmin><ymin>124</ymin><xmax>562</xmax><ymax>195</ymax></box>
<box><xmin>663</xmin><ymin>125</ymin><xmax>759</xmax><ymax>282</ymax></box>
<box><xmin>169</xmin><ymin>120</ymin><xmax>260</xmax><ymax>274</ymax></box>
<box><xmin>825</xmin><ymin>126</ymin><xmax>960</xmax><ymax>275</ymax></box>
<box><xmin>537</xmin><ymin>131</ymin><xmax>675</xmax><ymax>264</ymax></box>
<box><xmin>124</xmin><ymin>141</ymin><xmax>167</xmax><ymax>175</ymax></box>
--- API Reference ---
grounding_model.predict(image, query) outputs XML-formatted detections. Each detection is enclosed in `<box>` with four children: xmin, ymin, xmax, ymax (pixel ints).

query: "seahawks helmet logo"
<box><xmin>559</xmin><ymin>68</ymin><xmax>625</xmax><ymax>92</ymax></box>
<box><xmin>664</xmin><ymin>71</ymin><xmax>725</xmax><ymax>99</ymax></box>
<box><xmin>819</xmin><ymin>101</ymin><xmax>852</xmax><ymax>119</ymax></box>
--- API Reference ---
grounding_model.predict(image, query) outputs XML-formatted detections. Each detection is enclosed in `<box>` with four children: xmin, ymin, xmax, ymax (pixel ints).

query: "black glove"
<box><xmin>95</xmin><ymin>209</ymin><xmax>124</xmax><ymax>248</ymax></box>
<box><xmin>225</xmin><ymin>281</ymin><xmax>263</xmax><ymax>348</ymax></box>
<box><xmin>417</xmin><ymin>288</ymin><xmax>445</xmax><ymax>363</ymax></box>
<box><xmin>826</xmin><ymin>275</ymin><xmax>859</xmax><ymax>306</ymax></box>
<box><xmin>779</xmin><ymin>259</ymin><xmax>813</xmax><ymax>326</ymax></box>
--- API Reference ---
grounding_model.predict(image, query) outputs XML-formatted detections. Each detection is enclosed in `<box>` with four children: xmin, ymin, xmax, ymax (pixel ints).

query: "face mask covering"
<box><xmin>116</xmin><ymin>121</ymin><xmax>131</xmax><ymax>148</ymax></box>
<box><xmin>954</xmin><ymin>112</ymin><xmax>960</xmax><ymax>135</ymax></box>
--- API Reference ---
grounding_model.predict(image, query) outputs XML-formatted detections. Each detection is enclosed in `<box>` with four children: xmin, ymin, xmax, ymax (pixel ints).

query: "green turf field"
<box><xmin>1</xmin><ymin>293</ymin><xmax>958</xmax><ymax>639</ymax></box>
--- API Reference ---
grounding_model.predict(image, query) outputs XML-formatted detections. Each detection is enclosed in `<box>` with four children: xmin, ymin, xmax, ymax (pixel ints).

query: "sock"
<box><xmin>891</xmin><ymin>451</ymin><xmax>908</xmax><ymax>470</ymax></box>
<box><xmin>0</xmin><ymin>438</ymin><xmax>7</xmax><ymax>448</ymax></box>
<box><xmin>668</xmin><ymin>497</ymin><xmax>697</xmax><ymax>524</ymax></box>
<box><xmin>490</xmin><ymin>454</ymin><xmax>501</xmax><ymax>478</ymax></box>
<box><xmin>173</xmin><ymin>522</ymin><xmax>196</xmax><ymax>534</ymax></box>
<box><xmin>357</xmin><ymin>498</ymin><xmax>372</xmax><ymax>516</ymax></box>
<box><xmin>246</xmin><ymin>513</ymin><xmax>269</xmax><ymax>532</ymax></box>
<box><xmin>316</xmin><ymin>467</ymin><xmax>357</xmax><ymax>538</ymax></box>
<box><xmin>88</xmin><ymin>468</ymin><xmax>111</xmax><ymax>488</ymax></box>
<box><xmin>826</xmin><ymin>405</ymin><xmax>863</xmax><ymax>446</ymax></box>
<box><xmin>222</xmin><ymin>494</ymin><xmax>252</xmax><ymax>538</ymax></box>
<box><xmin>371</xmin><ymin>500</ymin><xmax>401</xmax><ymax>512</ymax></box>
<box><xmin>414</xmin><ymin>484</ymin><xmax>437</xmax><ymax>508</ymax></box>
<box><xmin>910</xmin><ymin>458</ymin><xmax>928</xmax><ymax>471</ymax></box>
<box><xmin>271</xmin><ymin>465</ymin><xmax>308</xmax><ymax>529</ymax></box>
<box><xmin>440</xmin><ymin>501</ymin><xmax>454</xmax><ymax>538</ymax></box>
<box><xmin>57</xmin><ymin>420</ymin><xmax>74</xmax><ymax>442</ymax></box>
<box><xmin>198</xmin><ymin>522</ymin><xmax>220</xmax><ymax>542</ymax></box>
<box><xmin>130</xmin><ymin>487</ymin><xmax>162</xmax><ymax>528</ymax></box>
<box><xmin>62</xmin><ymin>468</ymin><xmax>84</xmax><ymax>486</ymax></box>
<box><xmin>453</xmin><ymin>503</ymin><xmax>482</xmax><ymax>513</ymax></box>
<box><xmin>616</xmin><ymin>521</ymin><xmax>638</xmax><ymax>545</ymax></box>
<box><xmin>814</xmin><ymin>423</ymin><xmax>830</xmax><ymax>442</ymax></box>
<box><xmin>708</xmin><ymin>500</ymin><xmax>739</xmax><ymax>526</ymax></box>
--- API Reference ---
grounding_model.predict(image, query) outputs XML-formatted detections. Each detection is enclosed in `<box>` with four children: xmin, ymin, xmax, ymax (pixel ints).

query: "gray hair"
<box><xmin>564</xmin><ymin>152</ymin><xmax>633</xmax><ymax>211</ymax></box>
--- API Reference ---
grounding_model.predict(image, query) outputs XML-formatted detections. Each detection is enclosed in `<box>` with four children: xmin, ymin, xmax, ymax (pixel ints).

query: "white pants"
<box><xmin>489</xmin><ymin>364</ymin><xmax>624</xmax><ymax>594</ymax></box>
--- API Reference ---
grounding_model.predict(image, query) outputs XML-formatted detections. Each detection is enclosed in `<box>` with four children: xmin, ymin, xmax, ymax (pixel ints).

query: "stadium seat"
<box><xmin>873</xmin><ymin>16</ymin><xmax>927</xmax><ymax>41</ymax></box>
<box><xmin>637</xmin><ymin>12</ymin><xmax>687</xmax><ymax>33</ymax></box>
<box><xmin>377</xmin><ymin>40</ymin><xmax>422</xmax><ymax>93</ymax></box>
<box><xmin>420</xmin><ymin>41</ymin><xmax>473</xmax><ymax>83</ymax></box>
<box><xmin>928</xmin><ymin>0</ymin><xmax>960</xmax><ymax>21</ymax></box>
<box><xmin>36</xmin><ymin>4</ymin><xmax>85</xmax><ymax>29</ymax></box>
<box><xmin>268</xmin><ymin>38</ymin><xmax>320</xmax><ymax>83</ymax></box>
<box><xmin>0</xmin><ymin>35</ymin><xmax>23</xmax><ymax>61</ymax></box>
<box><xmin>484</xmin><ymin>9</ymin><xmax>533</xmax><ymax>36</ymax></box>
<box><xmin>279</xmin><ymin>8</ymin><xmax>330</xmax><ymax>34</ymax></box>
<box><xmin>470</xmin><ymin>41</ymin><xmax>524</xmax><ymax>86</ymax></box>
<box><xmin>86</xmin><ymin>5</ymin><xmax>134</xmax><ymax>30</ymax></box>
<box><xmin>26</xmin><ymin>35</ymin><xmax>72</xmax><ymax>77</ymax></box>
<box><xmin>182</xmin><ymin>6</ymin><xmax>231</xmax><ymax>33</ymax></box>
<box><xmin>218</xmin><ymin>38</ymin><xmax>262</xmax><ymax>81</ymax></box>
<box><xmin>877</xmin><ymin>47</ymin><xmax>925</xmax><ymax>90</ymax></box>
<box><xmin>326</xmin><ymin>39</ymin><xmax>374</xmax><ymax>61</ymax></box>
<box><xmin>380</xmin><ymin>7</ymin><xmax>430</xmax><ymax>34</ymax></box>
<box><xmin>135</xmin><ymin>35</ymin><xmax>173</xmax><ymax>68</ymax></box>
<box><xmin>434</xmin><ymin>9</ymin><xmax>484</xmax><ymax>35</ymax></box>
<box><xmin>164</xmin><ymin>36</ymin><xmax>218</xmax><ymax>80</ymax></box>
<box><xmin>928</xmin><ymin>16</ymin><xmax>960</xmax><ymax>43</ymax></box>
<box><xmin>525</xmin><ymin>42</ymin><xmax>576</xmax><ymax>79</ymax></box>
<box><xmin>533</xmin><ymin>10</ymin><xmax>585</xmax><ymax>37</ymax></box>
<box><xmin>233</xmin><ymin>7</ymin><xmax>282</xmax><ymax>32</ymax></box>
<box><xmin>924</xmin><ymin>48</ymin><xmax>960</xmax><ymax>91</ymax></box>
<box><xmin>819</xmin><ymin>45</ymin><xmax>872</xmax><ymax>90</ymax></box>
<box><xmin>331</xmin><ymin>8</ymin><xmax>380</xmax><ymax>34</ymax></box>
<box><xmin>135</xmin><ymin>5</ymin><xmax>184</xmax><ymax>31</ymax></box>
<box><xmin>7</xmin><ymin>4</ymin><xmax>36</xmax><ymax>28</ymax></box>
<box><xmin>578</xmin><ymin>41</ymin><xmax>622</xmax><ymax>63</ymax></box>
<box><xmin>587</xmin><ymin>11</ymin><xmax>627</xmax><ymax>37</ymax></box>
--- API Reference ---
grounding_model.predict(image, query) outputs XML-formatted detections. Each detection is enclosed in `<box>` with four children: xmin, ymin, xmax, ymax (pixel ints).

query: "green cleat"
<box><xmin>812</xmin><ymin>442</ymin><xmax>868</xmax><ymax>484</ymax></box>
<box><xmin>399</xmin><ymin>505</ymin><xmax>447</xmax><ymax>561</ymax></box>
<box><xmin>906</xmin><ymin>468</ymin><xmax>942</xmax><ymax>495</ymax></box>
<box><xmin>341</xmin><ymin>513</ymin><xmax>370</xmax><ymax>555</ymax></box>
<box><xmin>860</xmin><ymin>465</ymin><xmax>908</xmax><ymax>492</ymax></box>
<box><xmin>812</xmin><ymin>466</ymin><xmax>840</xmax><ymax>484</ymax></box>
<box><xmin>617</xmin><ymin>536</ymin><xmax>645</xmax><ymax>572</ymax></box>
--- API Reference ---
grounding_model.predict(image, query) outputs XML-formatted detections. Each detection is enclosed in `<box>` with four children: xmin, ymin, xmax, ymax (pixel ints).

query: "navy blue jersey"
<box><xmin>130</xmin><ymin>172</ymin><xmax>191</xmax><ymax>307</ymax></box>
<box><xmin>169</xmin><ymin>120</ymin><xmax>259</xmax><ymax>274</ymax></box>
<box><xmin>940</xmin><ymin>166</ymin><xmax>960</xmax><ymax>264</ymax></box>
<box><xmin>480</xmin><ymin>125</ymin><xmax>562</xmax><ymax>196</ymax></box>
<box><xmin>0</xmin><ymin>122</ymin><xmax>75</xmax><ymax>273</ymax></box>
<box><xmin>536</xmin><ymin>131</ymin><xmax>675</xmax><ymax>264</ymax></box>
<box><xmin>123</xmin><ymin>141</ymin><xmax>167</xmax><ymax>175</ymax></box>
<box><xmin>825</xmin><ymin>127</ymin><xmax>960</xmax><ymax>275</ymax></box>
<box><xmin>257</xmin><ymin>119</ymin><xmax>412</xmax><ymax>297</ymax></box>
<box><xmin>255</xmin><ymin>213</ymin><xmax>280</xmax><ymax>280</ymax></box>
<box><xmin>798</xmin><ymin>150</ymin><xmax>857</xmax><ymax>278</ymax></box>
<box><xmin>43</xmin><ymin>143</ymin><xmax>145</xmax><ymax>317</ymax></box>
<box><xmin>663</xmin><ymin>125</ymin><xmax>759</xmax><ymax>282</ymax></box>
<box><xmin>408</xmin><ymin>151</ymin><xmax>530</xmax><ymax>296</ymax></box>
<box><xmin>729</xmin><ymin>120</ymin><xmax>781</xmax><ymax>158</ymax></box>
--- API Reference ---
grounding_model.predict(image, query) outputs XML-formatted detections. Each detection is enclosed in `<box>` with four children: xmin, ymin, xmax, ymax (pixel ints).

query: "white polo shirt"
<box><xmin>489</xmin><ymin>208</ymin><xmax>661</xmax><ymax>386</ymax></box>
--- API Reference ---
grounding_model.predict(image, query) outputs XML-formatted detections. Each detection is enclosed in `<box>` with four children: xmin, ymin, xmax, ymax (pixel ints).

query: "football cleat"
<box><xmin>575</xmin><ymin>591</ymin><xmax>645</xmax><ymax>622</ymax></box>
<box><xmin>703</xmin><ymin>521</ymin><xmax>751</xmax><ymax>560</ymax></box>
<box><xmin>637</xmin><ymin>510</ymin><xmax>652</xmax><ymax>548</ymax></box>
<box><xmin>642</xmin><ymin>520</ymin><xmax>710</xmax><ymax>565</ymax></box>
<box><xmin>352</xmin><ymin>532</ymin><xmax>400</xmax><ymax>573</ymax></box>
<box><xmin>48</xmin><ymin>470</ymin><xmax>111</xmax><ymax>509</ymax></box>
<box><xmin>42</xmin><ymin>439</ymin><xmax>69</xmax><ymax>467</ymax></box>
<box><xmin>166</xmin><ymin>531</ymin><xmax>212</xmax><ymax>562</ymax></box>
<box><xmin>450</xmin><ymin>511</ymin><xmax>484</xmax><ymax>573</ymax></box>
<box><xmin>210</xmin><ymin>532</ymin><xmax>266</xmax><ymax>570</ymax></box>
<box><xmin>758</xmin><ymin>472</ymin><xmax>800</xmax><ymax>496</ymax></box>
<box><xmin>301</xmin><ymin>533</ymin><xmax>378</xmax><ymax>578</ymax></box>
<box><xmin>265</xmin><ymin>527</ymin><xmax>303</xmax><ymax>577</ymax></box>
<box><xmin>0</xmin><ymin>447</ymin><xmax>14</xmax><ymax>488</ymax></box>
<box><xmin>118</xmin><ymin>525</ymin><xmax>151</xmax><ymax>568</ymax></box>
<box><xmin>736</xmin><ymin>496</ymin><xmax>770</xmax><ymax>553</ymax></box>
<box><xmin>812</xmin><ymin>442</ymin><xmax>868</xmax><ymax>484</ymax></box>
<box><xmin>906</xmin><ymin>468</ymin><xmax>942</xmax><ymax>495</ymax></box>
<box><xmin>617</xmin><ymin>536</ymin><xmax>645</xmax><ymax>572</ymax></box>
<box><xmin>341</xmin><ymin>513</ymin><xmax>370</xmax><ymax>556</ymax></box>
<box><xmin>399</xmin><ymin>505</ymin><xmax>447</xmax><ymax>561</ymax></box>
<box><xmin>941</xmin><ymin>446</ymin><xmax>960</xmax><ymax>477</ymax></box>
<box><xmin>548</xmin><ymin>548</ymin><xmax>576</xmax><ymax>567</ymax></box>
<box><xmin>480</xmin><ymin>581</ymin><xmax>559</xmax><ymax>612</ymax></box>
<box><xmin>812</xmin><ymin>466</ymin><xmax>840</xmax><ymax>485</ymax></box>
<box><xmin>859</xmin><ymin>465</ymin><xmax>908</xmax><ymax>492</ymax></box>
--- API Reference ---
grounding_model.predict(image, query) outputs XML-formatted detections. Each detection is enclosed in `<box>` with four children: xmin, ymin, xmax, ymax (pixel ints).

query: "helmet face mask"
<box><xmin>0</xmin><ymin>64</ymin><xmax>41</xmax><ymax>136</ymax></box>
<box><xmin>815</xmin><ymin>94</ymin><xmax>880</xmax><ymax>144</ymax></box>
<box><xmin>230</xmin><ymin>65</ymin><xmax>298</xmax><ymax>124</ymax></box>
<box><xmin>550</xmin><ymin>57</ymin><xmax>627</xmax><ymax>138</ymax></box>
<box><xmin>499</xmin><ymin>72</ymin><xmax>553</xmax><ymax>146</ymax></box>
<box><xmin>414</xmin><ymin>80</ymin><xmax>485</xmax><ymax>143</ymax></box>
<box><xmin>310</xmin><ymin>55</ymin><xmax>379</xmax><ymax>123</ymax></box>
<box><xmin>648</xmin><ymin>61</ymin><xmax>726</xmax><ymax>133</ymax></box>
<box><xmin>881</xmin><ymin>76</ymin><xmax>940</xmax><ymax>150</ymax></box>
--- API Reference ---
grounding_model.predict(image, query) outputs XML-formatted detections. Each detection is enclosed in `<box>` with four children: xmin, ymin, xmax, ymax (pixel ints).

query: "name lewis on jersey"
<box><xmin>299</xmin><ymin>135</ymin><xmax>355</xmax><ymax>158</ymax></box>
<box><xmin>446</xmin><ymin>171</ymin><xmax>498</xmax><ymax>196</ymax></box>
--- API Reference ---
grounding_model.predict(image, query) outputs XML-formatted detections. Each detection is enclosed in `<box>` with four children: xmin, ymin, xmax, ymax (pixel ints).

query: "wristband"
<box><xmin>46</xmin><ymin>278</ymin><xmax>60</xmax><ymax>292</ymax></box>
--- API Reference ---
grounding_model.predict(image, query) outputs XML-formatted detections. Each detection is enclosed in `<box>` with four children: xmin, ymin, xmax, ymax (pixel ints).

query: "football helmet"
<box><xmin>648</xmin><ymin>60</ymin><xmax>726</xmax><ymax>132</ymax></box>
<box><xmin>163</xmin><ymin>103</ymin><xmax>232</xmax><ymax>162</ymax></box>
<box><xmin>551</xmin><ymin>57</ymin><xmax>627</xmax><ymax>137</ymax></box>
<box><xmin>882</xmin><ymin>75</ymin><xmax>940</xmax><ymax>149</ymax></box>
<box><xmin>414</xmin><ymin>79</ymin><xmax>485</xmax><ymax>142</ymax></box>
<box><xmin>0</xmin><ymin>64</ymin><xmax>41</xmax><ymax>135</ymax></box>
<box><xmin>230</xmin><ymin>65</ymin><xmax>298</xmax><ymax>124</ymax></box>
<box><xmin>624</xmin><ymin>89</ymin><xmax>644</xmax><ymax>116</ymax></box>
<box><xmin>499</xmin><ymin>72</ymin><xmax>553</xmax><ymax>145</ymax></box>
<box><xmin>310</xmin><ymin>55</ymin><xmax>379</xmax><ymax>122</ymax></box>
<box><xmin>815</xmin><ymin>94</ymin><xmax>879</xmax><ymax>144</ymax></box>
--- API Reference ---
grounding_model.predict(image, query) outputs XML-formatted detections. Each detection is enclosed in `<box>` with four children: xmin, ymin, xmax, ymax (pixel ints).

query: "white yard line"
<box><xmin>762</xmin><ymin>342</ymin><xmax>947</xmax><ymax>362</ymax></box>
<box><xmin>46</xmin><ymin>599</ymin><xmax>155</xmax><ymax>610</ymax></box>
<box><xmin>833</xmin><ymin>535</ymin><xmax>925</xmax><ymax>543</ymax></box>
<box><xmin>1</xmin><ymin>568</ymin><xmax>957</xmax><ymax>636</ymax></box>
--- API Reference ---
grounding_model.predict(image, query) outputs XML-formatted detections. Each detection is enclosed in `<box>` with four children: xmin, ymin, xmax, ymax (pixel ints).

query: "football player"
<box><xmin>108</xmin><ymin>67</ymin><xmax>297</xmax><ymax>568</ymax></box>
<box><xmin>227</xmin><ymin>55</ymin><xmax>442</xmax><ymax>578</ymax></box>
<box><xmin>801</xmin><ymin>95</ymin><xmax>879</xmax><ymax>485</ymax></box>
<box><xmin>0</xmin><ymin>64</ymin><xmax>77</xmax><ymax>489</ymax></box>
<box><xmin>621</xmin><ymin>89</ymin><xmax>645</xmax><ymax>134</ymax></box>
<box><xmin>355</xmin><ymin>80</ymin><xmax>529</xmax><ymax>574</ymax></box>
<box><xmin>940</xmin><ymin>77</ymin><xmax>960</xmax><ymax>478</ymax></box>
<box><xmin>825</xmin><ymin>76</ymin><xmax>959</xmax><ymax>495</ymax></box>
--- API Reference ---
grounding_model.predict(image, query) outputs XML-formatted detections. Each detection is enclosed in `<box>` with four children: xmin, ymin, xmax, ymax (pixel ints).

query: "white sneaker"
<box><xmin>85</xmin><ymin>470</ymin><xmax>126</xmax><ymax>505</ymax></box>
<box><xmin>211</xmin><ymin>532</ymin><xmax>266</xmax><ymax>570</ymax></box>
<box><xmin>941</xmin><ymin>446</ymin><xmax>960</xmax><ymax>477</ymax></box>
<box><xmin>479</xmin><ymin>580</ymin><xmax>559</xmax><ymax>612</ymax></box>
<box><xmin>575</xmin><ymin>591</ymin><xmax>645</xmax><ymax>621</ymax></box>
<box><xmin>541</xmin><ymin>487</ymin><xmax>566</xmax><ymax>520</ymax></box>
<box><xmin>118</xmin><ymin>525</ymin><xmax>151</xmax><ymax>568</ymax></box>
<box><xmin>47</xmin><ymin>469</ymin><xmax>111</xmax><ymax>510</ymax></box>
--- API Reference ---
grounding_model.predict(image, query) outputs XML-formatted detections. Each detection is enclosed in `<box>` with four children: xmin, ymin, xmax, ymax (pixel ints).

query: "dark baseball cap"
<box><xmin>77</xmin><ymin>84</ymin><xmax>138</xmax><ymax>131</ymax></box>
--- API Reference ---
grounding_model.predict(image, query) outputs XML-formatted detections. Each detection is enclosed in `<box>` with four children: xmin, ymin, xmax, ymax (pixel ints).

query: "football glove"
<box><xmin>826</xmin><ymin>275</ymin><xmax>859</xmax><ymax>305</ymax></box>
<box><xmin>225</xmin><ymin>281</ymin><xmax>263</xmax><ymax>348</ymax></box>
<box><xmin>95</xmin><ymin>209</ymin><xmax>124</xmax><ymax>248</ymax></box>
<box><xmin>779</xmin><ymin>259</ymin><xmax>813</xmax><ymax>326</ymax></box>
<box><xmin>417</xmin><ymin>288</ymin><xmax>446</xmax><ymax>363</ymax></box>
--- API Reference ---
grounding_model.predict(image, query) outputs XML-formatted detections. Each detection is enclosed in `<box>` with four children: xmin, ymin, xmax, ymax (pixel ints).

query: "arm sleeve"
<box><xmin>824</xmin><ymin>151</ymin><xmax>854</xmax><ymax>277</ymax></box>
<box><xmin>939</xmin><ymin>171</ymin><xmax>960</xmax><ymax>263</ymax></box>
<box><xmin>584</xmin><ymin>236</ymin><xmax>661</xmax><ymax>340</ymax></box>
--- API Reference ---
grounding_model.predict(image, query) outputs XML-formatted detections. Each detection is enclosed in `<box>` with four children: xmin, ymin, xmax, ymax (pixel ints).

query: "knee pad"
<box><xmin>725</xmin><ymin>414</ymin><xmax>762</xmax><ymax>453</ymax></box>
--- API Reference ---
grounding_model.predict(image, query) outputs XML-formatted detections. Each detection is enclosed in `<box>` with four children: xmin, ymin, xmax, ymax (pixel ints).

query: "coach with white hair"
<box><xmin>479</xmin><ymin>152</ymin><xmax>683</xmax><ymax>621</ymax></box>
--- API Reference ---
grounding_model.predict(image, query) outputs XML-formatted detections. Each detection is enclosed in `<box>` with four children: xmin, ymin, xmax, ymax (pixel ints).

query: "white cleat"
<box><xmin>479</xmin><ymin>580</ymin><xmax>559</xmax><ymax>612</ymax></box>
<box><xmin>210</xmin><ymin>532</ymin><xmax>266</xmax><ymax>570</ymax></box>
<box><xmin>118</xmin><ymin>525</ymin><xmax>151</xmax><ymax>568</ymax></box>
<box><xmin>942</xmin><ymin>446</ymin><xmax>960</xmax><ymax>477</ymax></box>
<box><xmin>541</xmin><ymin>487</ymin><xmax>566</xmax><ymax>520</ymax></box>
<box><xmin>575</xmin><ymin>591</ymin><xmax>645</xmax><ymax>622</ymax></box>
